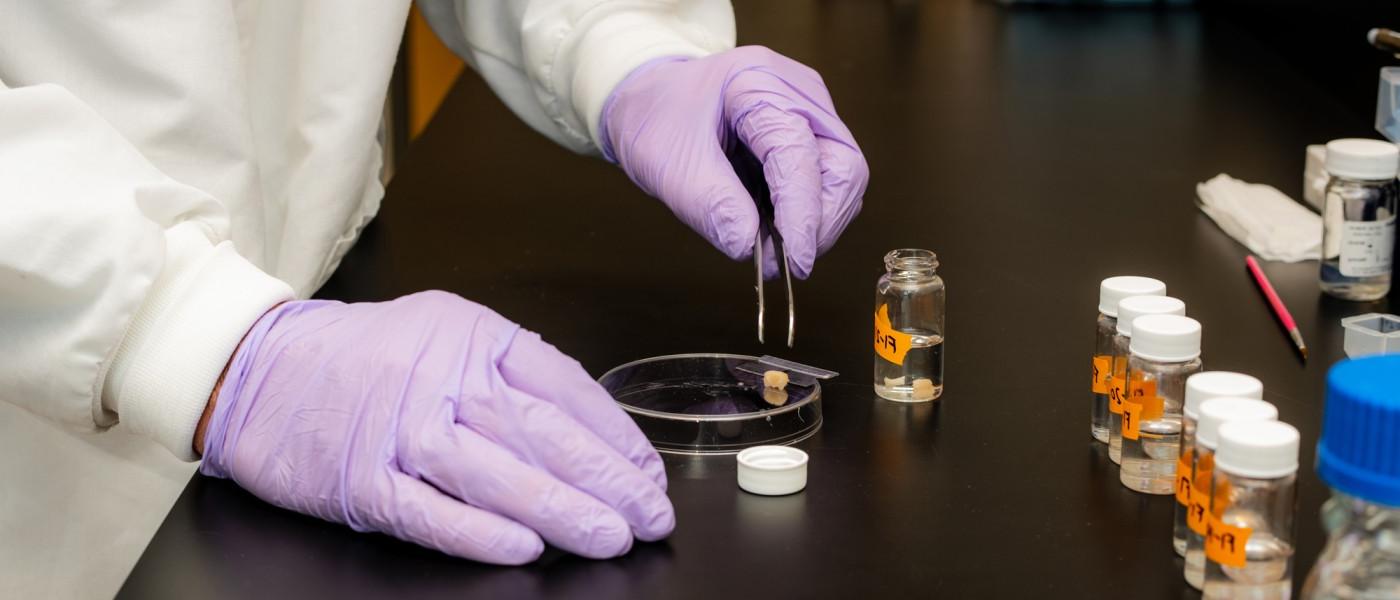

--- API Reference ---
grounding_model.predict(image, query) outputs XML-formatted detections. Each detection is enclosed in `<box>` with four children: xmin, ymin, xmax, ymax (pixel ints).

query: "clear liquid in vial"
<box><xmin>874</xmin><ymin>331</ymin><xmax>944</xmax><ymax>402</ymax></box>
<box><xmin>1186</xmin><ymin>547</ymin><xmax>1207</xmax><ymax>590</ymax></box>
<box><xmin>1319</xmin><ymin>259</ymin><xmax>1391</xmax><ymax>301</ymax></box>
<box><xmin>1203</xmin><ymin>531</ymin><xmax>1294</xmax><ymax>599</ymax></box>
<box><xmin>1091</xmin><ymin>392</ymin><xmax>1110</xmax><ymax>443</ymax></box>
<box><xmin>1120</xmin><ymin>416</ymin><xmax>1182</xmax><ymax>494</ymax></box>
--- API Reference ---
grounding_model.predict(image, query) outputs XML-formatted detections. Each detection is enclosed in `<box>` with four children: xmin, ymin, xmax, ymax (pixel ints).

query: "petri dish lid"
<box><xmin>598</xmin><ymin>354</ymin><xmax>837</xmax><ymax>455</ymax></box>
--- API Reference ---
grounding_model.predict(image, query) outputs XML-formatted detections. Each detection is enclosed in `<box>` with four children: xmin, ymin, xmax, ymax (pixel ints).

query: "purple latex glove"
<box><xmin>601</xmin><ymin>46</ymin><xmax>869</xmax><ymax>279</ymax></box>
<box><xmin>200</xmin><ymin>291</ymin><xmax>673</xmax><ymax>564</ymax></box>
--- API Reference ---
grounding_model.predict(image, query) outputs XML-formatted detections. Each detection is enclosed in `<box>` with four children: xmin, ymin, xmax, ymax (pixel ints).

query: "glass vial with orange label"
<box><xmin>1203</xmin><ymin>421</ymin><xmax>1299</xmax><ymax>599</ymax></box>
<box><xmin>874</xmin><ymin>249</ymin><xmax>945</xmax><ymax>402</ymax></box>
<box><xmin>1119</xmin><ymin>314</ymin><xmax>1202</xmax><ymax>494</ymax></box>
<box><xmin>1174</xmin><ymin>373</ymin><xmax>1264</xmax><ymax>557</ymax></box>
<box><xmin>1185</xmin><ymin>397</ymin><xmax>1278</xmax><ymax>590</ymax></box>
<box><xmin>1107</xmin><ymin>295</ymin><xmax>1184</xmax><ymax>464</ymax></box>
<box><xmin>1091</xmin><ymin>276</ymin><xmax>1166</xmax><ymax>443</ymax></box>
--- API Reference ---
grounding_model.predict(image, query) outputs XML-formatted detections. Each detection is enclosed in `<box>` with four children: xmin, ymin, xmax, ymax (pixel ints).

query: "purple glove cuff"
<box><xmin>597</xmin><ymin>55</ymin><xmax>694</xmax><ymax>163</ymax></box>
<box><xmin>198</xmin><ymin>300</ymin><xmax>300</xmax><ymax>480</ymax></box>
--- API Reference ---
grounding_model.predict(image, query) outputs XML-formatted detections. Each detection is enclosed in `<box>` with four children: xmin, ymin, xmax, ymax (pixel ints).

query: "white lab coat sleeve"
<box><xmin>0</xmin><ymin>82</ymin><xmax>294</xmax><ymax>460</ymax></box>
<box><xmin>419</xmin><ymin>0</ymin><xmax>736</xmax><ymax>154</ymax></box>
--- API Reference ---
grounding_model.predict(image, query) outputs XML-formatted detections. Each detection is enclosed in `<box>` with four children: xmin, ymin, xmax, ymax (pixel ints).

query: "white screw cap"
<box><xmin>1216</xmin><ymin>420</ymin><xmax>1300</xmax><ymax>479</ymax></box>
<box><xmin>1129</xmin><ymin>314</ymin><xmax>1201</xmax><ymax>362</ymax></box>
<box><xmin>737</xmin><ymin>446</ymin><xmax>808</xmax><ymax>495</ymax></box>
<box><xmin>1098</xmin><ymin>276</ymin><xmax>1166</xmax><ymax>317</ymax></box>
<box><xmin>1116</xmin><ymin>296</ymin><xmax>1186</xmax><ymax>337</ymax></box>
<box><xmin>1325</xmin><ymin>138</ymin><xmax>1399</xmax><ymax>180</ymax></box>
<box><xmin>1184</xmin><ymin>372</ymin><xmax>1263</xmax><ymax>420</ymax></box>
<box><xmin>1197</xmin><ymin>397</ymin><xmax>1277</xmax><ymax>450</ymax></box>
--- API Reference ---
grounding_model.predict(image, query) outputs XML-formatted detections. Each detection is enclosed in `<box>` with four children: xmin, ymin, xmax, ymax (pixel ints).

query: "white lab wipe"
<box><xmin>0</xmin><ymin>2</ymin><xmax>735</xmax><ymax>596</ymax></box>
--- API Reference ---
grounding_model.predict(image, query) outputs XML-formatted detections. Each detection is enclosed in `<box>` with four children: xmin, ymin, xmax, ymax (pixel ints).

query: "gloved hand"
<box><xmin>600</xmin><ymin>46</ymin><xmax>869</xmax><ymax>280</ymax></box>
<box><xmin>199</xmin><ymin>291</ymin><xmax>673</xmax><ymax>564</ymax></box>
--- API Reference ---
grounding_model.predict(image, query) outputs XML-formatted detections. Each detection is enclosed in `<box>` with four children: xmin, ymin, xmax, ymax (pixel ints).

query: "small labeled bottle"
<box><xmin>1202</xmin><ymin>420</ymin><xmax>1300</xmax><ymax>599</ymax></box>
<box><xmin>1320</xmin><ymin>138</ymin><xmax>1398</xmax><ymax>301</ymax></box>
<box><xmin>874</xmin><ymin>249</ymin><xmax>945</xmax><ymax>402</ymax></box>
<box><xmin>1107</xmin><ymin>295</ymin><xmax>1184</xmax><ymax>464</ymax></box>
<box><xmin>1174</xmin><ymin>373</ymin><xmax>1264</xmax><ymax>557</ymax></box>
<box><xmin>1185</xmin><ymin>397</ymin><xmax>1279</xmax><ymax>590</ymax></box>
<box><xmin>1118</xmin><ymin>314</ymin><xmax>1202</xmax><ymax>493</ymax></box>
<box><xmin>1090</xmin><ymin>276</ymin><xmax>1166</xmax><ymax>444</ymax></box>
<box><xmin>1302</xmin><ymin>355</ymin><xmax>1400</xmax><ymax>599</ymax></box>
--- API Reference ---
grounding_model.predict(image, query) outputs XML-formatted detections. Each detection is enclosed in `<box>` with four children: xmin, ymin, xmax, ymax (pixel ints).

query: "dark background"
<box><xmin>124</xmin><ymin>1</ymin><xmax>1398</xmax><ymax>598</ymax></box>
<box><xmin>1203</xmin><ymin>0</ymin><xmax>1397</xmax><ymax>128</ymax></box>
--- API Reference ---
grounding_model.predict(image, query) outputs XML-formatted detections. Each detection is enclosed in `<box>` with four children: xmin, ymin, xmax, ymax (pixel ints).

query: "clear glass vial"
<box><xmin>1091</xmin><ymin>276</ymin><xmax>1165</xmax><ymax>444</ymax></box>
<box><xmin>1319</xmin><ymin>138</ymin><xmax>1398</xmax><ymax>301</ymax></box>
<box><xmin>1119</xmin><ymin>314</ymin><xmax>1202</xmax><ymax>494</ymax></box>
<box><xmin>1202</xmin><ymin>421</ymin><xmax>1300</xmax><ymax>600</ymax></box>
<box><xmin>1185</xmin><ymin>397</ymin><xmax>1279</xmax><ymax>590</ymax></box>
<box><xmin>1174</xmin><ymin>373</ymin><xmax>1264</xmax><ymax>557</ymax></box>
<box><xmin>1107</xmin><ymin>295</ymin><xmax>1183</xmax><ymax>464</ymax></box>
<box><xmin>1303</xmin><ymin>355</ymin><xmax>1400</xmax><ymax>599</ymax></box>
<box><xmin>874</xmin><ymin>249</ymin><xmax>945</xmax><ymax>402</ymax></box>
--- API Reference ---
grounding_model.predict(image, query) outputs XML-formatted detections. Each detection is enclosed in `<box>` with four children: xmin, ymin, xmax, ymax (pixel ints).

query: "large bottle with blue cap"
<box><xmin>1302</xmin><ymin>355</ymin><xmax>1400</xmax><ymax>599</ymax></box>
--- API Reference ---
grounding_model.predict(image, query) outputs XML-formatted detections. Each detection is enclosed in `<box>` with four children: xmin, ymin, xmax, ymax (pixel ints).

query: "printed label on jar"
<box><xmin>874</xmin><ymin>305</ymin><xmax>913</xmax><ymax>365</ymax></box>
<box><xmin>1108</xmin><ymin>379</ymin><xmax>1125</xmax><ymax>414</ymax></box>
<box><xmin>1128</xmin><ymin>377</ymin><xmax>1156</xmax><ymax>402</ymax></box>
<box><xmin>1204</xmin><ymin>514</ymin><xmax>1251</xmax><ymax>568</ymax></box>
<box><xmin>1120</xmin><ymin>395</ymin><xmax>1163</xmax><ymax>441</ymax></box>
<box><xmin>1339</xmin><ymin>216</ymin><xmax>1396</xmax><ymax>277</ymax></box>
<box><xmin>1092</xmin><ymin>355</ymin><xmax>1110</xmax><ymax>394</ymax></box>
<box><xmin>1187</xmin><ymin>455</ymin><xmax>1216</xmax><ymax>535</ymax></box>
<box><xmin>1175</xmin><ymin>450</ymin><xmax>1193</xmax><ymax>506</ymax></box>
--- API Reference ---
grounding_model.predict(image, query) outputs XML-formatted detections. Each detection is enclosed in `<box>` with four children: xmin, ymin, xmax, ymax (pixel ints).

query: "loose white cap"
<box><xmin>737</xmin><ymin>446</ymin><xmax>808</xmax><ymax>495</ymax></box>
<box><xmin>1325</xmin><ymin>138</ymin><xmax>1399</xmax><ymax>180</ymax></box>
<box><xmin>1216</xmin><ymin>420</ymin><xmax>1300</xmax><ymax>479</ymax></box>
<box><xmin>1196</xmin><ymin>397</ymin><xmax>1277</xmax><ymax>450</ymax></box>
<box><xmin>1129</xmin><ymin>314</ymin><xmax>1201</xmax><ymax>362</ymax></box>
<box><xmin>1184</xmin><ymin>372</ymin><xmax>1263</xmax><ymax>420</ymax></box>
<box><xmin>1098</xmin><ymin>276</ymin><xmax>1166</xmax><ymax>317</ymax></box>
<box><xmin>1116</xmin><ymin>296</ymin><xmax>1186</xmax><ymax>336</ymax></box>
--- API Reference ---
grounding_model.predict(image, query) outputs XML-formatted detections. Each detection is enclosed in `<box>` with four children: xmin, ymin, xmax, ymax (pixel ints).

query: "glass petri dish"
<box><xmin>598</xmin><ymin>353</ymin><xmax>824</xmax><ymax>455</ymax></box>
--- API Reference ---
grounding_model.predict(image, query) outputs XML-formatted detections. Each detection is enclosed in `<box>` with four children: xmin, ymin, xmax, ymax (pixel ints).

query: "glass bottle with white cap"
<box><xmin>1173</xmin><ymin>373</ymin><xmax>1264</xmax><ymax>557</ymax></box>
<box><xmin>1119</xmin><ymin>314</ymin><xmax>1202</xmax><ymax>494</ymax></box>
<box><xmin>1302</xmin><ymin>355</ymin><xmax>1400</xmax><ymax>599</ymax></box>
<box><xmin>1320</xmin><ymin>138</ymin><xmax>1398</xmax><ymax>301</ymax></box>
<box><xmin>1107</xmin><ymin>295</ymin><xmax>1185</xmax><ymax>464</ymax></box>
<box><xmin>1090</xmin><ymin>276</ymin><xmax>1166</xmax><ymax>444</ymax></box>
<box><xmin>1185</xmin><ymin>397</ymin><xmax>1279</xmax><ymax>590</ymax></box>
<box><xmin>1202</xmin><ymin>420</ymin><xmax>1300</xmax><ymax>599</ymax></box>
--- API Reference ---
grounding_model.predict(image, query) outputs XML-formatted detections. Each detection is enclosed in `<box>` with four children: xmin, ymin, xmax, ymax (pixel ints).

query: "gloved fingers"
<box><xmin>386</xmin><ymin>474</ymin><xmax>544</xmax><ymax>565</ymax></box>
<box><xmin>498</xmin><ymin>330</ymin><xmax>668</xmax><ymax>490</ymax></box>
<box><xmin>492</xmin><ymin>387</ymin><xmax>675</xmax><ymax>542</ymax></box>
<box><xmin>758</xmin><ymin>230</ymin><xmax>780</xmax><ymax>281</ymax></box>
<box><xmin>678</xmin><ymin>146</ymin><xmax>762</xmax><ymax>262</ymax></box>
<box><xmin>732</xmin><ymin>102</ymin><xmax>823</xmax><ymax>280</ymax></box>
<box><xmin>813</xmin><ymin>136</ymin><xmax>869</xmax><ymax>256</ymax></box>
<box><xmin>412</xmin><ymin>424</ymin><xmax>635</xmax><ymax>559</ymax></box>
<box><xmin>725</xmin><ymin>47</ymin><xmax>833</xmax><ymax>110</ymax></box>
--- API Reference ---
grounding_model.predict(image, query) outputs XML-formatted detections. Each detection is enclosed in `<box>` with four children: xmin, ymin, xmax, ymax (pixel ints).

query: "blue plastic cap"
<box><xmin>1317</xmin><ymin>355</ymin><xmax>1400</xmax><ymax>507</ymax></box>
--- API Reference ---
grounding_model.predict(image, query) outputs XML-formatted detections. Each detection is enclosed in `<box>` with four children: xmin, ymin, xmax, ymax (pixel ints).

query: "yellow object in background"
<box><xmin>407</xmin><ymin>6</ymin><xmax>465</xmax><ymax>139</ymax></box>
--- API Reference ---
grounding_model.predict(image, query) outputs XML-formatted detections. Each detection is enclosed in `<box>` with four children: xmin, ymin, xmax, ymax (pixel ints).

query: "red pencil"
<box><xmin>1245</xmin><ymin>255</ymin><xmax>1308</xmax><ymax>359</ymax></box>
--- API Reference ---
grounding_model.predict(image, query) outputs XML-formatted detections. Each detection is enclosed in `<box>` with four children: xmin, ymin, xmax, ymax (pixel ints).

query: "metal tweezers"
<box><xmin>754</xmin><ymin>205</ymin><xmax>795</xmax><ymax>347</ymax></box>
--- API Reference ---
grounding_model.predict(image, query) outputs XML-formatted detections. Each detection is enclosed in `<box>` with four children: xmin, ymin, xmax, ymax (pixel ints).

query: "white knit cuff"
<box><xmin>102</xmin><ymin>224</ymin><xmax>294</xmax><ymax>460</ymax></box>
<box><xmin>565</xmin><ymin>10</ymin><xmax>730</xmax><ymax>149</ymax></box>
